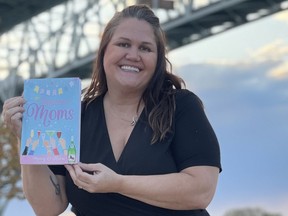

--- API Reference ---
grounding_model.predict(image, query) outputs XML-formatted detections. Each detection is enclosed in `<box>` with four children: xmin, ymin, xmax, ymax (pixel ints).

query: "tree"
<box><xmin>224</xmin><ymin>207</ymin><xmax>282</xmax><ymax>216</ymax></box>
<box><xmin>0</xmin><ymin>120</ymin><xmax>24</xmax><ymax>215</ymax></box>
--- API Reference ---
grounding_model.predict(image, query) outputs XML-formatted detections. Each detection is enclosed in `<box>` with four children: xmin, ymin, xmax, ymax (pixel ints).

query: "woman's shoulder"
<box><xmin>81</xmin><ymin>95</ymin><xmax>103</xmax><ymax>114</ymax></box>
<box><xmin>174</xmin><ymin>89</ymin><xmax>203</xmax><ymax>106</ymax></box>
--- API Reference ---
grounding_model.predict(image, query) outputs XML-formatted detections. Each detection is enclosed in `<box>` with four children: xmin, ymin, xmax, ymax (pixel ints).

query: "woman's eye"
<box><xmin>118</xmin><ymin>43</ymin><xmax>129</xmax><ymax>48</ymax></box>
<box><xmin>140</xmin><ymin>46</ymin><xmax>151</xmax><ymax>52</ymax></box>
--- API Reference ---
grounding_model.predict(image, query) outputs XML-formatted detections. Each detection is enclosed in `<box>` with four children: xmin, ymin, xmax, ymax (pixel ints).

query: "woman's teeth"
<box><xmin>121</xmin><ymin>65</ymin><xmax>140</xmax><ymax>73</ymax></box>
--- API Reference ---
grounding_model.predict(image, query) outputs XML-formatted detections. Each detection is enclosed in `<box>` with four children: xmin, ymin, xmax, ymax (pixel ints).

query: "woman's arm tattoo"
<box><xmin>49</xmin><ymin>175</ymin><xmax>61</xmax><ymax>195</ymax></box>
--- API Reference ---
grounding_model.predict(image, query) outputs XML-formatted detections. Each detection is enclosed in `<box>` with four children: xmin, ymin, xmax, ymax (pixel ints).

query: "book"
<box><xmin>20</xmin><ymin>77</ymin><xmax>81</xmax><ymax>164</ymax></box>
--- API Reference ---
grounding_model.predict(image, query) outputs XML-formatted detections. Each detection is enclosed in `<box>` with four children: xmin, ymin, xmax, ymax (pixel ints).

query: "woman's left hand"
<box><xmin>65</xmin><ymin>162</ymin><xmax>122</xmax><ymax>193</ymax></box>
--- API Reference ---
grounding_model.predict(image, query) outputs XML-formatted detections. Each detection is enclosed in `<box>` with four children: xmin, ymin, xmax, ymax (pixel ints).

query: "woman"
<box><xmin>2</xmin><ymin>4</ymin><xmax>221</xmax><ymax>216</ymax></box>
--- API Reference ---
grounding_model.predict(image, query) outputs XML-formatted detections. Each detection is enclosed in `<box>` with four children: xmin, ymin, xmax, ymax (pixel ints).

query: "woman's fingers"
<box><xmin>65</xmin><ymin>163</ymin><xmax>120</xmax><ymax>193</ymax></box>
<box><xmin>65</xmin><ymin>164</ymin><xmax>91</xmax><ymax>190</ymax></box>
<box><xmin>78</xmin><ymin>162</ymin><xmax>104</xmax><ymax>173</ymax></box>
<box><xmin>2</xmin><ymin>97</ymin><xmax>25</xmax><ymax>138</ymax></box>
<box><xmin>64</xmin><ymin>165</ymin><xmax>79</xmax><ymax>186</ymax></box>
<box><xmin>2</xmin><ymin>96</ymin><xmax>25</xmax><ymax>123</ymax></box>
<box><xmin>3</xmin><ymin>96</ymin><xmax>25</xmax><ymax>112</ymax></box>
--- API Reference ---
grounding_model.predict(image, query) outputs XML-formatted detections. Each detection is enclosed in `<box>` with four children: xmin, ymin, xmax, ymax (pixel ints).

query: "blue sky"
<box><xmin>169</xmin><ymin>10</ymin><xmax>288</xmax><ymax>216</ymax></box>
<box><xmin>4</xmin><ymin>9</ymin><xmax>288</xmax><ymax>216</ymax></box>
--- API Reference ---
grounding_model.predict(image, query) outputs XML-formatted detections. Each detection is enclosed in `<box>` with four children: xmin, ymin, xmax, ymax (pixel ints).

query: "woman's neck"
<box><xmin>104</xmin><ymin>92</ymin><xmax>144</xmax><ymax>115</ymax></box>
<box><xmin>103</xmin><ymin>92</ymin><xmax>144</xmax><ymax>127</ymax></box>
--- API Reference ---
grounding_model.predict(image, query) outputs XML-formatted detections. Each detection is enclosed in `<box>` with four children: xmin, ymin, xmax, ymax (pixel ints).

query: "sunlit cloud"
<box><xmin>197</xmin><ymin>39</ymin><xmax>288</xmax><ymax>81</ymax></box>
<box><xmin>176</xmin><ymin>38</ymin><xmax>288</xmax><ymax>71</ymax></box>
<box><xmin>274</xmin><ymin>9</ymin><xmax>288</xmax><ymax>23</ymax></box>
<box><xmin>249</xmin><ymin>39</ymin><xmax>288</xmax><ymax>62</ymax></box>
<box><xmin>268</xmin><ymin>61</ymin><xmax>288</xmax><ymax>79</ymax></box>
<box><xmin>194</xmin><ymin>0</ymin><xmax>210</xmax><ymax>8</ymax></box>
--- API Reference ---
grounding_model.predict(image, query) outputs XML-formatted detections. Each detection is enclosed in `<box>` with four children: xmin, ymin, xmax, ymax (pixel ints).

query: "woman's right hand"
<box><xmin>2</xmin><ymin>96</ymin><xmax>25</xmax><ymax>138</ymax></box>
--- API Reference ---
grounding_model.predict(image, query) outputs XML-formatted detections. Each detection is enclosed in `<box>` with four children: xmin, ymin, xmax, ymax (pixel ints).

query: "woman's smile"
<box><xmin>120</xmin><ymin>65</ymin><xmax>141</xmax><ymax>73</ymax></box>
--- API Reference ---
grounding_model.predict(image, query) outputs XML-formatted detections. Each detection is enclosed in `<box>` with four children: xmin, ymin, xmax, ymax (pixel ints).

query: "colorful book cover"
<box><xmin>20</xmin><ymin>78</ymin><xmax>81</xmax><ymax>164</ymax></box>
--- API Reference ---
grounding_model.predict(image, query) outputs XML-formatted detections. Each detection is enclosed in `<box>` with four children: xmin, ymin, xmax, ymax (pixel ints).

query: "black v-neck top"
<box><xmin>49</xmin><ymin>89</ymin><xmax>221</xmax><ymax>216</ymax></box>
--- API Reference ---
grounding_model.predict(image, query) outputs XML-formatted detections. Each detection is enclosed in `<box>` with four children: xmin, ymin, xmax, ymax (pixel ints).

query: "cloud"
<box><xmin>193</xmin><ymin>0</ymin><xmax>212</xmax><ymax>8</ymax></box>
<box><xmin>268</xmin><ymin>61</ymin><xmax>288</xmax><ymax>79</ymax></box>
<box><xmin>178</xmin><ymin>61</ymin><xmax>273</xmax><ymax>87</ymax></box>
<box><xmin>207</xmin><ymin>39</ymin><xmax>288</xmax><ymax>64</ymax></box>
<box><xmin>185</xmin><ymin>39</ymin><xmax>288</xmax><ymax>81</ymax></box>
<box><xmin>274</xmin><ymin>9</ymin><xmax>288</xmax><ymax>23</ymax></box>
<box><xmin>249</xmin><ymin>39</ymin><xmax>288</xmax><ymax>62</ymax></box>
<box><xmin>177</xmin><ymin>60</ymin><xmax>288</xmax><ymax>127</ymax></box>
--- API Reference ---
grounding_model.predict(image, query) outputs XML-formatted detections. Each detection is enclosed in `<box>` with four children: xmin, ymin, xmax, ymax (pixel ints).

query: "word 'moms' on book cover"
<box><xmin>20</xmin><ymin>78</ymin><xmax>81</xmax><ymax>165</ymax></box>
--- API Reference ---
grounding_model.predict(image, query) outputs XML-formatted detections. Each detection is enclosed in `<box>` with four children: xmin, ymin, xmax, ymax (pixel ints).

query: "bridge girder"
<box><xmin>164</xmin><ymin>0</ymin><xmax>288</xmax><ymax>49</ymax></box>
<box><xmin>0</xmin><ymin>0</ymin><xmax>69</xmax><ymax>34</ymax></box>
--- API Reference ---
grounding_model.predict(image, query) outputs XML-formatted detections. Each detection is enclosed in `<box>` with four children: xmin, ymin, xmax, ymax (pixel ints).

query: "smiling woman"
<box><xmin>2</xmin><ymin>4</ymin><xmax>221</xmax><ymax>216</ymax></box>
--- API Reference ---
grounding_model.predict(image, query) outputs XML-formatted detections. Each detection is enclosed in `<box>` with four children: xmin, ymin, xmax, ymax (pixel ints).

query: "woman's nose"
<box><xmin>125</xmin><ymin>47</ymin><xmax>141</xmax><ymax>61</ymax></box>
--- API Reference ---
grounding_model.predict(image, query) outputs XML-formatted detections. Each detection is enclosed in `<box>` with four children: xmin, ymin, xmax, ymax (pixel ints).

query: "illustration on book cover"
<box><xmin>20</xmin><ymin>78</ymin><xmax>81</xmax><ymax>165</ymax></box>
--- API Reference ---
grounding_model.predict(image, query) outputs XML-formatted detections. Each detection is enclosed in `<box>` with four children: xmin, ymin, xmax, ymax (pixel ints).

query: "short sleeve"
<box><xmin>171</xmin><ymin>90</ymin><xmax>221</xmax><ymax>172</ymax></box>
<box><xmin>48</xmin><ymin>165</ymin><xmax>66</xmax><ymax>176</ymax></box>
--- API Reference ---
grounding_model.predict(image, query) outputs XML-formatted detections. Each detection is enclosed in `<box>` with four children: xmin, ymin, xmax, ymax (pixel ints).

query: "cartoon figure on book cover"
<box><xmin>20</xmin><ymin>78</ymin><xmax>81</xmax><ymax>165</ymax></box>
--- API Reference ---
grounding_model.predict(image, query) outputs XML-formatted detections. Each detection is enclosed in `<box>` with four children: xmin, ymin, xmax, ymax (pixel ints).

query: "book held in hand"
<box><xmin>20</xmin><ymin>78</ymin><xmax>81</xmax><ymax>164</ymax></box>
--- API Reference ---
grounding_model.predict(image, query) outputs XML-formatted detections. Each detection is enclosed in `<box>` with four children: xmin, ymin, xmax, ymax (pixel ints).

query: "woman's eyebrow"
<box><xmin>117</xmin><ymin>37</ymin><xmax>130</xmax><ymax>41</ymax></box>
<box><xmin>117</xmin><ymin>37</ymin><xmax>155</xmax><ymax>46</ymax></box>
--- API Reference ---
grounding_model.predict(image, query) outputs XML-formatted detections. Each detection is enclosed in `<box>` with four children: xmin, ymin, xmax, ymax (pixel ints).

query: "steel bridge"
<box><xmin>0</xmin><ymin>0</ymin><xmax>288</xmax><ymax>111</ymax></box>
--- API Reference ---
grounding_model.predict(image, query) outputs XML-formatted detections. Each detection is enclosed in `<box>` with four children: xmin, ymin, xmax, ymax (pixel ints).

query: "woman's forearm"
<box><xmin>21</xmin><ymin>165</ymin><xmax>68</xmax><ymax>216</ymax></box>
<box><xmin>117</xmin><ymin>166</ymin><xmax>219</xmax><ymax>210</ymax></box>
<box><xmin>3</xmin><ymin>96</ymin><xmax>68</xmax><ymax>215</ymax></box>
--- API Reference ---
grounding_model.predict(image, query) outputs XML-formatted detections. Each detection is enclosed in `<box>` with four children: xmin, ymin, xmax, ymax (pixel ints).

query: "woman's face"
<box><xmin>103</xmin><ymin>18</ymin><xmax>158</xmax><ymax>94</ymax></box>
